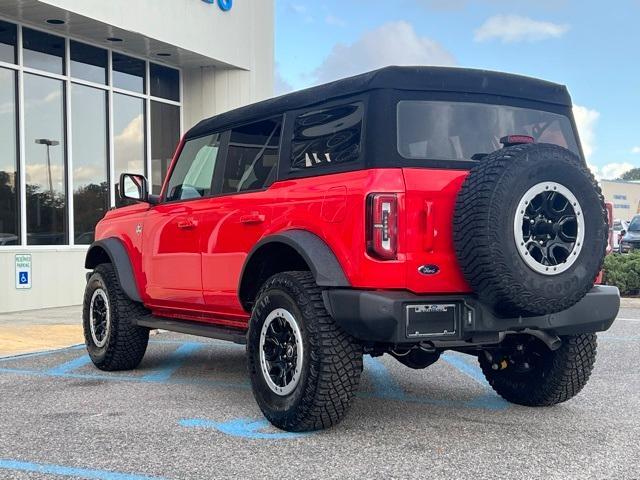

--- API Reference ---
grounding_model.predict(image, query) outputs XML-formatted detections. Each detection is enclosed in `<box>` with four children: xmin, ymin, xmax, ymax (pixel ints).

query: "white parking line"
<box><xmin>616</xmin><ymin>317</ymin><xmax>640</xmax><ymax>323</ymax></box>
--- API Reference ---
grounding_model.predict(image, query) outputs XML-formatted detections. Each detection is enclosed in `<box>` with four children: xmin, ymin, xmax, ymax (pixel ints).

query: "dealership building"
<box><xmin>600</xmin><ymin>180</ymin><xmax>640</xmax><ymax>222</ymax></box>
<box><xmin>0</xmin><ymin>0</ymin><xmax>274</xmax><ymax>313</ymax></box>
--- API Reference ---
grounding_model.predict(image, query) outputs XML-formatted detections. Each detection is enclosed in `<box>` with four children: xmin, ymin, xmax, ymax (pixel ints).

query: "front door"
<box><xmin>142</xmin><ymin>133</ymin><xmax>224</xmax><ymax>311</ymax></box>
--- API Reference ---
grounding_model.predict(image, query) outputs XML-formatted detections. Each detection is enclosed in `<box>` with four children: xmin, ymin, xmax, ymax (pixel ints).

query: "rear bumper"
<box><xmin>323</xmin><ymin>285</ymin><xmax>620</xmax><ymax>345</ymax></box>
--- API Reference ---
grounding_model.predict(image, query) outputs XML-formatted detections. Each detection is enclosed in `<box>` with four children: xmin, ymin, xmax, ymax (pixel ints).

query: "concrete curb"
<box><xmin>620</xmin><ymin>297</ymin><xmax>640</xmax><ymax>308</ymax></box>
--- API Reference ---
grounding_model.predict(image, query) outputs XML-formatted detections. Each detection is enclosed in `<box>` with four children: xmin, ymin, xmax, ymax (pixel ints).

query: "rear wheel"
<box><xmin>83</xmin><ymin>263</ymin><xmax>149</xmax><ymax>371</ymax></box>
<box><xmin>479</xmin><ymin>333</ymin><xmax>597</xmax><ymax>406</ymax></box>
<box><xmin>247</xmin><ymin>271</ymin><xmax>363</xmax><ymax>432</ymax></box>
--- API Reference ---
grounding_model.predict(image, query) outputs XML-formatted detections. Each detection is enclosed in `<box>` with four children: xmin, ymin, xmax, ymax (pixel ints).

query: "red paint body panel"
<box><xmin>402</xmin><ymin>168</ymin><xmax>473</xmax><ymax>294</ymax></box>
<box><xmin>94</xmin><ymin>165</ymin><xmax>474</xmax><ymax>330</ymax></box>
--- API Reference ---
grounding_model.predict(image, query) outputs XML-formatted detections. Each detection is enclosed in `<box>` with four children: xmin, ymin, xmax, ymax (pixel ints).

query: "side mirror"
<box><xmin>119</xmin><ymin>173</ymin><xmax>149</xmax><ymax>203</ymax></box>
<box><xmin>621</xmin><ymin>230</ymin><xmax>627</xmax><ymax>237</ymax></box>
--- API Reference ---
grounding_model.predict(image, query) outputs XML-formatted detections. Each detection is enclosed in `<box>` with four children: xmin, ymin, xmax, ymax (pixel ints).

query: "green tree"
<box><xmin>620</xmin><ymin>168</ymin><xmax>640</xmax><ymax>181</ymax></box>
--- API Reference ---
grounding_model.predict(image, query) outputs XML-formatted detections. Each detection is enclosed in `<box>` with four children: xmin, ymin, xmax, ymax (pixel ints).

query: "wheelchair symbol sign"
<box><xmin>15</xmin><ymin>254</ymin><xmax>32</xmax><ymax>289</ymax></box>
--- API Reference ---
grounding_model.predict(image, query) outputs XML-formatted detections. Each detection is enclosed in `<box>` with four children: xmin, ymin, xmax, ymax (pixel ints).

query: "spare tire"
<box><xmin>453</xmin><ymin>143</ymin><xmax>607</xmax><ymax>317</ymax></box>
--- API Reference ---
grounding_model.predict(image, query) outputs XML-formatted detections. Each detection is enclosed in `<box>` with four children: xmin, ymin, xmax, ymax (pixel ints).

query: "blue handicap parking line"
<box><xmin>440</xmin><ymin>352</ymin><xmax>488</xmax><ymax>387</ymax></box>
<box><xmin>364</xmin><ymin>356</ymin><xmax>407</xmax><ymax>400</ymax></box>
<box><xmin>0</xmin><ymin>458</ymin><xmax>165</xmax><ymax>480</ymax></box>
<box><xmin>47</xmin><ymin>354</ymin><xmax>92</xmax><ymax>375</ymax></box>
<box><xmin>0</xmin><ymin>365</ymin><xmax>252</xmax><ymax>390</ymax></box>
<box><xmin>0</xmin><ymin>344</ymin><xmax>85</xmax><ymax>363</ymax></box>
<box><xmin>0</xmin><ymin>340</ymin><xmax>508</xmax><ymax>411</ymax></box>
<box><xmin>142</xmin><ymin>342</ymin><xmax>203</xmax><ymax>382</ymax></box>
<box><xmin>180</xmin><ymin>417</ymin><xmax>309</xmax><ymax>440</ymax></box>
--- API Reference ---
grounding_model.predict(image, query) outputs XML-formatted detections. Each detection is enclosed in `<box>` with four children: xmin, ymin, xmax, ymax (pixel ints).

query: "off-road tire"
<box><xmin>83</xmin><ymin>263</ymin><xmax>149</xmax><ymax>371</ymax></box>
<box><xmin>479</xmin><ymin>333</ymin><xmax>597</xmax><ymax>406</ymax></box>
<box><xmin>454</xmin><ymin>143</ymin><xmax>607</xmax><ymax>316</ymax></box>
<box><xmin>247</xmin><ymin>271</ymin><xmax>363</xmax><ymax>432</ymax></box>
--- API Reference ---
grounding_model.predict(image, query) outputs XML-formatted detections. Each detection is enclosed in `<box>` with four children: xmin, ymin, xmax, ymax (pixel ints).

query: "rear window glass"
<box><xmin>291</xmin><ymin>103</ymin><xmax>363</xmax><ymax>170</ymax></box>
<box><xmin>222</xmin><ymin>118</ymin><xmax>281</xmax><ymax>194</ymax></box>
<box><xmin>397</xmin><ymin>101</ymin><xmax>580</xmax><ymax>161</ymax></box>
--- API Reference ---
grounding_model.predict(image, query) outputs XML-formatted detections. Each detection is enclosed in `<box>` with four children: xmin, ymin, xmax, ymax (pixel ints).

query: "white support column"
<box><xmin>65</xmin><ymin>37</ymin><xmax>74</xmax><ymax>245</ymax></box>
<box><xmin>107</xmin><ymin>51</ymin><xmax>115</xmax><ymax>208</ymax></box>
<box><xmin>17</xmin><ymin>25</ymin><xmax>26</xmax><ymax>247</ymax></box>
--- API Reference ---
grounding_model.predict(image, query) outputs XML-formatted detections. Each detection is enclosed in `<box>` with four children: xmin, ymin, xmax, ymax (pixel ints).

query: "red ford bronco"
<box><xmin>83</xmin><ymin>67</ymin><xmax>620</xmax><ymax>432</ymax></box>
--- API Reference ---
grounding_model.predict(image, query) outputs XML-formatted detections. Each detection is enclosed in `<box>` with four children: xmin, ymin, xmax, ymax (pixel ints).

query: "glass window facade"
<box><xmin>112</xmin><ymin>52</ymin><xmax>146</xmax><ymax>93</ymax></box>
<box><xmin>114</xmin><ymin>94</ymin><xmax>146</xmax><ymax>207</ymax></box>
<box><xmin>24</xmin><ymin>74</ymin><xmax>67</xmax><ymax>245</ymax></box>
<box><xmin>22</xmin><ymin>28</ymin><xmax>65</xmax><ymax>75</ymax></box>
<box><xmin>151</xmin><ymin>101</ymin><xmax>180</xmax><ymax>194</ymax></box>
<box><xmin>70</xmin><ymin>41</ymin><xmax>108</xmax><ymax>85</ymax></box>
<box><xmin>0</xmin><ymin>20</ymin><xmax>17</xmax><ymax>64</ymax></box>
<box><xmin>0</xmin><ymin>68</ymin><xmax>19</xmax><ymax>246</ymax></box>
<box><xmin>0</xmin><ymin>19</ymin><xmax>182</xmax><ymax>247</ymax></box>
<box><xmin>150</xmin><ymin>63</ymin><xmax>180</xmax><ymax>101</ymax></box>
<box><xmin>71</xmin><ymin>85</ymin><xmax>108</xmax><ymax>244</ymax></box>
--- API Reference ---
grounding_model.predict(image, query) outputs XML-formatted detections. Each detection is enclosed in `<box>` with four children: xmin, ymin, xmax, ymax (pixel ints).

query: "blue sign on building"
<box><xmin>202</xmin><ymin>0</ymin><xmax>233</xmax><ymax>11</ymax></box>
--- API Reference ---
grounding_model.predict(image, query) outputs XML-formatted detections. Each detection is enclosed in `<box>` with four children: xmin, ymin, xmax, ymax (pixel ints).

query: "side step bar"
<box><xmin>135</xmin><ymin>316</ymin><xmax>247</xmax><ymax>345</ymax></box>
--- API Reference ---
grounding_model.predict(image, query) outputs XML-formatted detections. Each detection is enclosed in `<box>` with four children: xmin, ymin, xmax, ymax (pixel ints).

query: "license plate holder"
<box><xmin>406</xmin><ymin>303</ymin><xmax>457</xmax><ymax>338</ymax></box>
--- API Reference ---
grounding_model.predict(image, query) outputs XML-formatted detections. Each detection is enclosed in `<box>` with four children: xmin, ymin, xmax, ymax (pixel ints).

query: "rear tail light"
<box><xmin>367</xmin><ymin>193</ymin><xmax>398</xmax><ymax>260</ymax></box>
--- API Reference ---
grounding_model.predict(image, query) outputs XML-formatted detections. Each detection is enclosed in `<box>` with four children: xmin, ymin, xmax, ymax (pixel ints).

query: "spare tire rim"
<box><xmin>513</xmin><ymin>181</ymin><xmax>584</xmax><ymax>275</ymax></box>
<box><xmin>259</xmin><ymin>308</ymin><xmax>303</xmax><ymax>396</ymax></box>
<box><xmin>89</xmin><ymin>288</ymin><xmax>111</xmax><ymax>348</ymax></box>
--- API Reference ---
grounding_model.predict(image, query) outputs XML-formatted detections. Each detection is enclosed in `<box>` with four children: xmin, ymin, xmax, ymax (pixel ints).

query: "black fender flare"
<box><xmin>85</xmin><ymin>238</ymin><xmax>142</xmax><ymax>303</ymax></box>
<box><xmin>239</xmin><ymin>230</ymin><xmax>350</xmax><ymax>303</ymax></box>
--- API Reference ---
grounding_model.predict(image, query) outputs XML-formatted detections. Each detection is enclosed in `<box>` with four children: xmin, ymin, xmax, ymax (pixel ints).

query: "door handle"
<box><xmin>424</xmin><ymin>201</ymin><xmax>435</xmax><ymax>252</ymax></box>
<box><xmin>240</xmin><ymin>213</ymin><xmax>266</xmax><ymax>224</ymax></box>
<box><xmin>177</xmin><ymin>218</ymin><xmax>198</xmax><ymax>230</ymax></box>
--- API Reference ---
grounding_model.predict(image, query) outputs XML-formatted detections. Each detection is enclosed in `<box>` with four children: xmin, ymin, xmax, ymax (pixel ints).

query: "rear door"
<box><xmin>142</xmin><ymin>133</ymin><xmax>224</xmax><ymax>310</ymax></box>
<box><xmin>200</xmin><ymin>117</ymin><xmax>283</xmax><ymax>318</ymax></box>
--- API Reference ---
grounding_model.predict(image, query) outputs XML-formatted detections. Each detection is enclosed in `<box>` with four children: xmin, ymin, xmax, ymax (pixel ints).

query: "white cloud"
<box><xmin>325</xmin><ymin>15</ymin><xmax>347</xmax><ymax>27</ymax></box>
<box><xmin>474</xmin><ymin>14</ymin><xmax>569</xmax><ymax>43</ymax></box>
<box><xmin>312</xmin><ymin>21</ymin><xmax>456</xmax><ymax>85</ymax></box>
<box><xmin>114</xmin><ymin>115</ymin><xmax>145</xmax><ymax>173</ymax></box>
<box><xmin>572</xmin><ymin>104</ymin><xmax>599</xmax><ymax>160</ymax></box>
<box><xmin>631</xmin><ymin>146</ymin><xmax>640</xmax><ymax>154</ymax></box>
<box><xmin>289</xmin><ymin>3</ymin><xmax>314</xmax><ymax>23</ymax></box>
<box><xmin>590</xmin><ymin>162</ymin><xmax>634</xmax><ymax>181</ymax></box>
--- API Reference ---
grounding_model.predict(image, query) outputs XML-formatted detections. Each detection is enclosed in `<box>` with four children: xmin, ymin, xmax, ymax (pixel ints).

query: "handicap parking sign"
<box><xmin>15</xmin><ymin>254</ymin><xmax>32</xmax><ymax>289</ymax></box>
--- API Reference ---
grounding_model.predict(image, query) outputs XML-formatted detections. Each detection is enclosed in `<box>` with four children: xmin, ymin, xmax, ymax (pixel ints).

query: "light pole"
<box><xmin>34</xmin><ymin>138</ymin><xmax>60</xmax><ymax>197</ymax></box>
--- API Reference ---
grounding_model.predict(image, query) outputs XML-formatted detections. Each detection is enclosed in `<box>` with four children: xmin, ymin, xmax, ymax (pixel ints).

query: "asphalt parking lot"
<box><xmin>0</xmin><ymin>309</ymin><xmax>638</xmax><ymax>479</ymax></box>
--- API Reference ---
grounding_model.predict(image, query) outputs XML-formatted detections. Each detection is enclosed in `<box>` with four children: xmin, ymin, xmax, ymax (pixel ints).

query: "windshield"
<box><xmin>628</xmin><ymin>217</ymin><xmax>640</xmax><ymax>232</ymax></box>
<box><xmin>397</xmin><ymin>101</ymin><xmax>580</xmax><ymax>161</ymax></box>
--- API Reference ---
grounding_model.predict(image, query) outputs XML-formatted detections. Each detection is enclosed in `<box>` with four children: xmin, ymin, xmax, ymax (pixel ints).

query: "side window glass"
<box><xmin>222</xmin><ymin>118</ymin><xmax>281</xmax><ymax>194</ymax></box>
<box><xmin>291</xmin><ymin>103</ymin><xmax>363</xmax><ymax>170</ymax></box>
<box><xmin>165</xmin><ymin>133</ymin><xmax>220</xmax><ymax>201</ymax></box>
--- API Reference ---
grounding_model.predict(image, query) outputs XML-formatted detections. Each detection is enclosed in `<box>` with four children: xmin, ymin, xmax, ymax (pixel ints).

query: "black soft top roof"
<box><xmin>186</xmin><ymin>66</ymin><xmax>572</xmax><ymax>139</ymax></box>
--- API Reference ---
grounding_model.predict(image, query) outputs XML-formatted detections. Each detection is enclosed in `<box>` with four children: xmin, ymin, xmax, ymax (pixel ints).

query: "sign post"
<box><xmin>15</xmin><ymin>254</ymin><xmax>32</xmax><ymax>290</ymax></box>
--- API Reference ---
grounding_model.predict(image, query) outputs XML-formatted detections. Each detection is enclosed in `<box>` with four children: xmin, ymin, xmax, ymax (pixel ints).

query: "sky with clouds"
<box><xmin>275</xmin><ymin>0</ymin><xmax>638</xmax><ymax>179</ymax></box>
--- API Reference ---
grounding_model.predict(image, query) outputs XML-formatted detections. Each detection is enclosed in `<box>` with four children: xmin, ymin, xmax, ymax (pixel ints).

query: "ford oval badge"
<box><xmin>418</xmin><ymin>264</ymin><xmax>440</xmax><ymax>275</ymax></box>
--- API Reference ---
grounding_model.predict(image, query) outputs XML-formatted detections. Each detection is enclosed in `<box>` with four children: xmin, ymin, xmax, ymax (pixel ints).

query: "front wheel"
<box><xmin>247</xmin><ymin>272</ymin><xmax>363</xmax><ymax>432</ymax></box>
<box><xmin>479</xmin><ymin>333</ymin><xmax>597</xmax><ymax>406</ymax></box>
<box><xmin>83</xmin><ymin>263</ymin><xmax>149</xmax><ymax>371</ymax></box>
